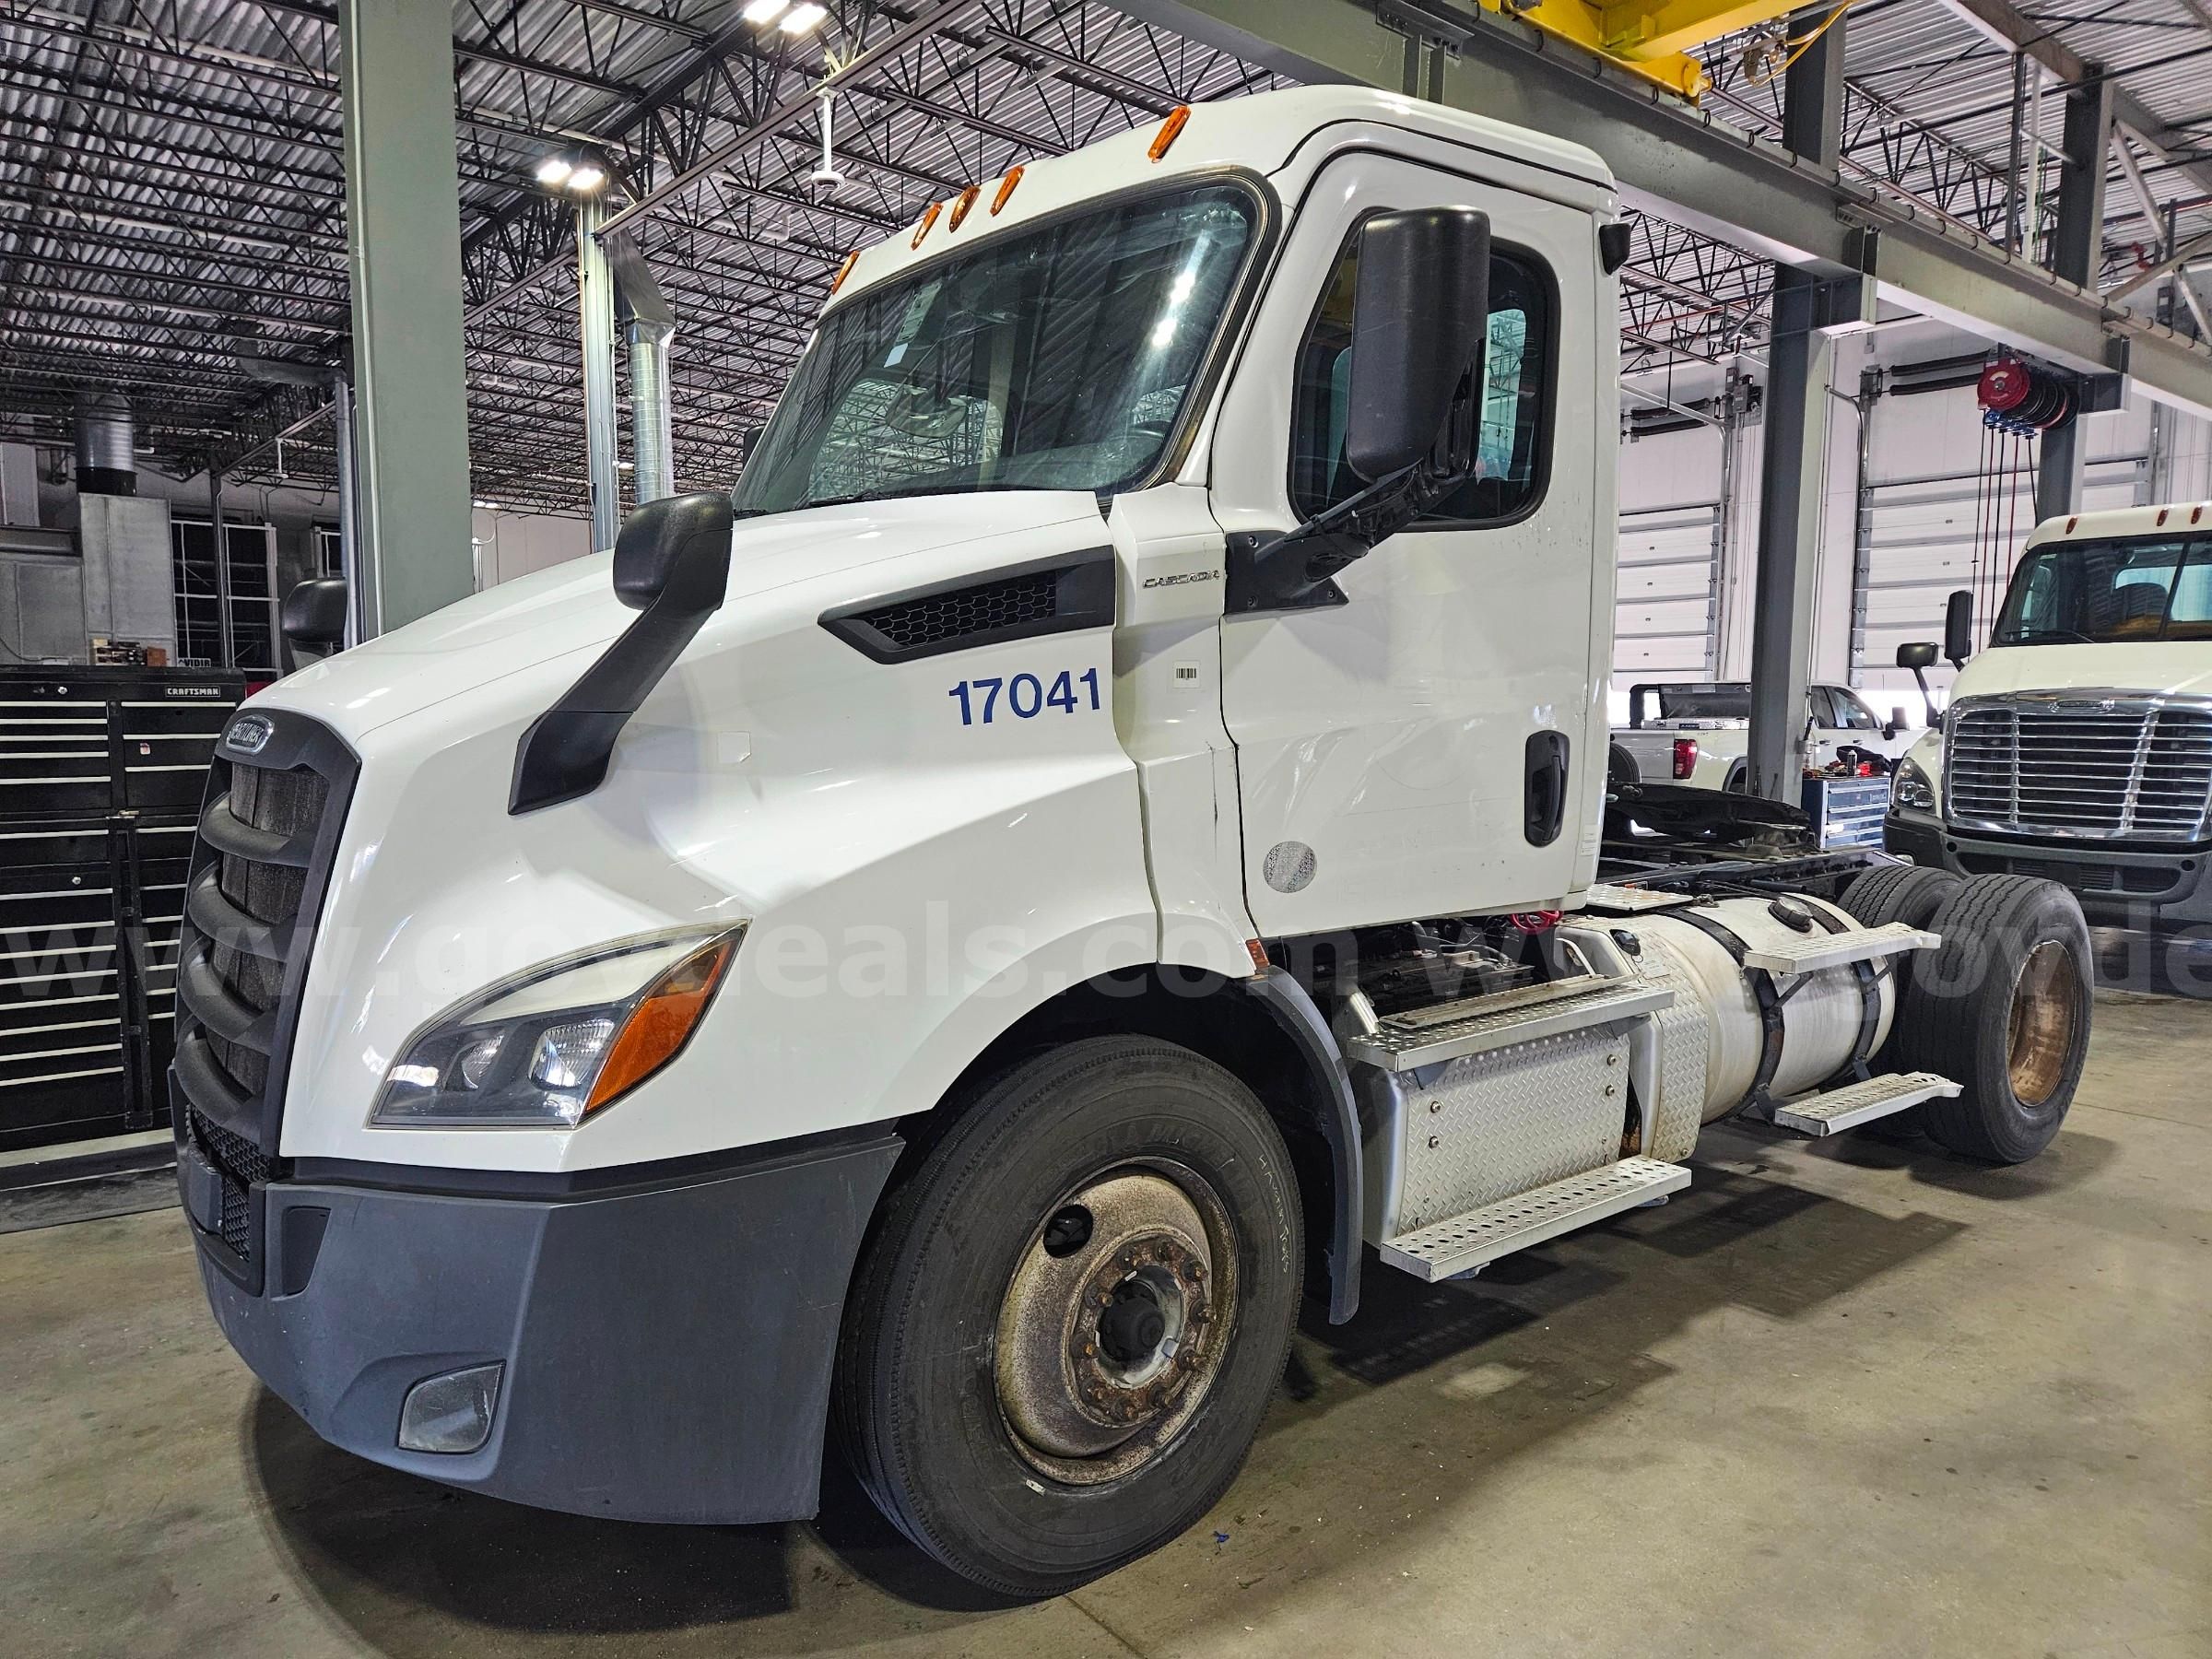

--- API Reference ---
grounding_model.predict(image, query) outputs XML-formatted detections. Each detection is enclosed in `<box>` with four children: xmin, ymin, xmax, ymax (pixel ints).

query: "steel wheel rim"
<box><xmin>2006</xmin><ymin>938</ymin><xmax>2080</xmax><ymax>1108</ymax></box>
<box><xmin>994</xmin><ymin>1159</ymin><xmax>1237</xmax><ymax>1486</ymax></box>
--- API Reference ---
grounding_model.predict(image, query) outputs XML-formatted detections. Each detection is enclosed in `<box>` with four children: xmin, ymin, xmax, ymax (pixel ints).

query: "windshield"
<box><xmin>732</xmin><ymin>184</ymin><xmax>1258</xmax><ymax>517</ymax></box>
<box><xmin>1639</xmin><ymin>685</ymin><xmax>1750</xmax><ymax>723</ymax></box>
<box><xmin>1994</xmin><ymin>535</ymin><xmax>2212</xmax><ymax>644</ymax></box>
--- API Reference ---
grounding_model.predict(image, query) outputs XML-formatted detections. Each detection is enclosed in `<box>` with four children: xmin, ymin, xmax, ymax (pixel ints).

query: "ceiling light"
<box><xmin>566</xmin><ymin>162</ymin><xmax>607</xmax><ymax>194</ymax></box>
<box><xmin>535</xmin><ymin>155</ymin><xmax>572</xmax><ymax>187</ymax></box>
<box><xmin>742</xmin><ymin>0</ymin><xmax>791</xmax><ymax>20</ymax></box>
<box><xmin>781</xmin><ymin>3</ymin><xmax>828</xmax><ymax>34</ymax></box>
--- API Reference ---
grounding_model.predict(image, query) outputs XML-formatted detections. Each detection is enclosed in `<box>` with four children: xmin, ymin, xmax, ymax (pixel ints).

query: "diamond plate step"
<box><xmin>1739</xmin><ymin>922</ymin><xmax>1936</xmax><ymax>976</ymax></box>
<box><xmin>1378</xmin><ymin>1157</ymin><xmax>1690</xmax><ymax>1281</ymax></box>
<box><xmin>1768</xmin><ymin>1070</ymin><xmax>1960</xmax><ymax>1135</ymax></box>
<box><xmin>1346</xmin><ymin>978</ymin><xmax>1676</xmax><ymax>1072</ymax></box>
<box><xmin>1579</xmin><ymin>882</ymin><xmax>1696</xmax><ymax>914</ymax></box>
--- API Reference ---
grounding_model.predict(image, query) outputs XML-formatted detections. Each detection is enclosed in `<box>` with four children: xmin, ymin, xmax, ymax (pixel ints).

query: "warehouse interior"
<box><xmin>2</xmin><ymin>1</ymin><xmax>2209</xmax><ymax>1653</ymax></box>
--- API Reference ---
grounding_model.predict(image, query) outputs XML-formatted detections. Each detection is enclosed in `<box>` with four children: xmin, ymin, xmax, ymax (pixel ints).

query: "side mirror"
<box><xmin>1944</xmin><ymin>589</ymin><xmax>1974</xmax><ymax>668</ymax></box>
<box><xmin>512</xmin><ymin>491</ymin><xmax>735</xmax><ymax>814</ymax></box>
<box><xmin>1888</xmin><ymin>706</ymin><xmax>1909</xmax><ymax>739</ymax></box>
<box><xmin>1344</xmin><ymin>207</ymin><xmax>1492</xmax><ymax>484</ymax></box>
<box><xmin>614</xmin><ymin>490</ymin><xmax>735</xmax><ymax>613</ymax></box>
<box><xmin>279</xmin><ymin>577</ymin><xmax>347</xmax><ymax>670</ymax></box>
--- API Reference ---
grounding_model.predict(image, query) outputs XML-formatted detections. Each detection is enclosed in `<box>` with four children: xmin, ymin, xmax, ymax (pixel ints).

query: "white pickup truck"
<box><xmin>172</xmin><ymin>87</ymin><xmax>2090</xmax><ymax>1596</ymax></box>
<box><xmin>1611</xmin><ymin>680</ymin><xmax>1915</xmax><ymax>791</ymax></box>
<box><xmin>1887</xmin><ymin>501</ymin><xmax>2212</xmax><ymax>935</ymax></box>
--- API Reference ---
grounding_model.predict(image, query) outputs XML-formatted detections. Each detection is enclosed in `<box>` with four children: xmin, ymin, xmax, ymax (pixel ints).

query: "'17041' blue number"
<box><xmin>948</xmin><ymin>668</ymin><xmax>1100</xmax><ymax>726</ymax></box>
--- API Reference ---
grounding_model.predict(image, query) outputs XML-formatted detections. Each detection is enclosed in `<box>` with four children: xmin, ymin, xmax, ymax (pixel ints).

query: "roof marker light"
<box><xmin>1148</xmin><ymin>105</ymin><xmax>1191</xmax><ymax>161</ymax></box>
<box><xmin>2066</xmin><ymin>515</ymin><xmax>2078</xmax><ymax>533</ymax></box>
<box><xmin>991</xmin><ymin>165</ymin><xmax>1024</xmax><ymax>215</ymax></box>
<box><xmin>830</xmin><ymin>249</ymin><xmax>859</xmax><ymax>294</ymax></box>
<box><xmin>2157</xmin><ymin>508</ymin><xmax>2171</xmax><ymax>525</ymax></box>
<box><xmin>911</xmin><ymin>200</ymin><xmax>942</xmax><ymax>249</ymax></box>
<box><xmin>948</xmin><ymin>183</ymin><xmax>982</xmax><ymax>231</ymax></box>
<box><xmin>2194</xmin><ymin>505</ymin><xmax>2205</xmax><ymax>524</ymax></box>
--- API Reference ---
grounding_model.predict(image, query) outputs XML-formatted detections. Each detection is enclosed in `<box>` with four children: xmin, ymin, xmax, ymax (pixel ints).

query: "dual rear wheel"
<box><xmin>1844</xmin><ymin>866</ymin><xmax>2092</xmax><ymax>1161</ymax></box>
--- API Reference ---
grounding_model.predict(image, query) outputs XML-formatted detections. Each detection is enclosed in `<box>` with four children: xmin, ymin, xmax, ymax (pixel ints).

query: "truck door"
<box><xmin>1208</xmin><ymin>149</ymin><xmax>1604</xmax><ymax>935</ymax></box>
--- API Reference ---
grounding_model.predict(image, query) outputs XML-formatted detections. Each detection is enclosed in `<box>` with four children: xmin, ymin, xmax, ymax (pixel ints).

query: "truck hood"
<box><xmin>1952</xmin><ymin>642</ymin><xmax>2212</xmax><ymax>703</ymax></box>
<box><xmin>253</xmin><ymin>489</ymin><xmax>1107</xmax><ymax>742</ymax></box>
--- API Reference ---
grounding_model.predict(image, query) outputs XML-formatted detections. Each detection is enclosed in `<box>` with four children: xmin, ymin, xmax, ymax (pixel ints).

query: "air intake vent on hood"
<box><xmin>819</xmin><ymin>547</ymin><xmax>1114</xmax><ymax>664</ymax></box>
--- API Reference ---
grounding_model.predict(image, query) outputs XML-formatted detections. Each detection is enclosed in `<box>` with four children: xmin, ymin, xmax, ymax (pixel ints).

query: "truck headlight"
<box><xmin>371</xmin><ymin>927</ymin><xmax>742</xmax><ymax>1128</ymax></box>
<box><xmin>1890</xmin><ymin>757</ymin><xmax>1936</xmax><ymax>814</ymax></box>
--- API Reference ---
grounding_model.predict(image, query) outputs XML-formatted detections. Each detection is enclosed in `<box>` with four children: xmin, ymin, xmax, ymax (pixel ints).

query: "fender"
<box><xmin>1237</xmin><ymin>966</ymin><xmax>1363</xmax><ymax>1324</ymax></box>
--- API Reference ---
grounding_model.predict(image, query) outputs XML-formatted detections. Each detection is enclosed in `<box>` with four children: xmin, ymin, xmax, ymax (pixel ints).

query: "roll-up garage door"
<box><xmin>1617</xmin><ymin>501</ymin><xmax>1720</xmax><ymax>679</ymax></box>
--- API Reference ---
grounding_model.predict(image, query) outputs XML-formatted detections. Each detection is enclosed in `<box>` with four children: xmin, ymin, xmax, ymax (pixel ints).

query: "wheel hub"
<box><xmin>994</xmin><ymin>1168</ymin><xmax>1232</xmax><ymax>1484</ymax></box>
<box><xmin>2006</xmin><ymin>937</ymin><xmax>2081</xmax><ymax>1107</ymax></box>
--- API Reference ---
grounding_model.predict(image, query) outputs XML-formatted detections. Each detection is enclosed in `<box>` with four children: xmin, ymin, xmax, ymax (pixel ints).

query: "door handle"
<box><xmin>1524</xmin><ymin>730</ymin><xmax>1570</xmax><ymax>847</ymax></box>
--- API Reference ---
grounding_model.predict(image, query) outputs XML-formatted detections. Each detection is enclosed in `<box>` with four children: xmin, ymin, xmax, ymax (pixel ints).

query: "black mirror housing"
<box><xmin>614</xmin><ymin>491</ymin><xmax>735</xmax><ymax>612</ymax></box>
<box><xmin>280</xmin><ymin>577</ymin><xmax>347</xmax><ymax>649</ymax></box>
<box><xmin>1895</xmin><ymin>641</ymin><xmax>1938</xmax><ymax>670</ymax></box>
<box><xmin>1344</xmin><ymin>207</ymin><xmax>1492</xmax><ymax>484</ymax></box>
<box><xmin>1943</xmin><ymin>589</ymin><xmax>1974</xmax><ymax>667</ymax></box>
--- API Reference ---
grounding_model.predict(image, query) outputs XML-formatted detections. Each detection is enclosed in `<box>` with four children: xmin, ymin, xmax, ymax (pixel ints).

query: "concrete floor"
<box><xmin>4</xmin><ymin>991</ymin><xmax>2207</xmax><ymax>1659</ymax></box>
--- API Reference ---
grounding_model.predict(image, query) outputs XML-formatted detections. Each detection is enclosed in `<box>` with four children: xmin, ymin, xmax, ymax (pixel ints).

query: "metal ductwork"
<box><xmin>74</xmin><ymin>389</ymin><xmax>136</xmax><ymax>497</ymax></box>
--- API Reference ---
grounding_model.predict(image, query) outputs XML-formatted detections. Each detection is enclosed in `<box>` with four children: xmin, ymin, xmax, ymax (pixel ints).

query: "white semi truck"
<box><xmin>1887</xmin><ymin>502</ymin><xmax>2212</xmax><ymax>935</ymax></box>
<box><xmin>175</xmin><ymin>87</ymin><xmax>2092</xmax><ymax>1595</ymax></box>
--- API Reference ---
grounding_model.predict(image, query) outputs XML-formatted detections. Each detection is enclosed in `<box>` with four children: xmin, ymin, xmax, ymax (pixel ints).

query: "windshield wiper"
<box><xmin>2002</xmin><ymin>625</ymin><xmax>2100</xmax><ymax>645</ymax></box>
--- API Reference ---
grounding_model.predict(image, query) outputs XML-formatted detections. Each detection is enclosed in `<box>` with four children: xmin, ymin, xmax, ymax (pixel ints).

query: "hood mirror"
<box><xmin>1896</xmin><ymin>640</ymin><xmax>1940</xmax><ymax>727</ymax></box>
<box><xmin>279</xmin><ymin>577</ymin><xmax>347</xmax><ymax>670</ymax></box>
<box><xmin>511</xmin><ymin>492</ymin><xmax>735</xmax><ymax>814</ymax></box>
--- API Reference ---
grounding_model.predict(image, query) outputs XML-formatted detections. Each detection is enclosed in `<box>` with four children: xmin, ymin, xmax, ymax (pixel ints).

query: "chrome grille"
<box><xmin>1946</xmin><ymin>697</ymin><xmax>2212</xmax><ymax>841</ymax></box>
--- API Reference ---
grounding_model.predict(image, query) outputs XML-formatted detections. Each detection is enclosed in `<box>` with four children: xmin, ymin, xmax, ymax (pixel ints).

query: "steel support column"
<box><xmin>209</xmin><ymin>464</ymin><xmax>234</xmax><ymax>669</ymax></box>
<box><xmin>2035</xmin><ymin>68</ymin><xmax>2114</xmax><ymax>524</ymax></box>
<box><xmin>338</xmin><ymin>0</ymin><xmax>475</xmax><ymax>635</ymax></box>
<box><xmin>577</xmin><ymin>198</ymin><xmax>621</xmax><ymax>548</ymax></box>
<box><xmin>330</xmin><ymin>371</ymin><xmax>366</xmax><ymax>648</ymax></box>
<box><xmin>1746</xmin><ymin>6</ymin><xmax>1845</xmax><ymax>802</ymax></box>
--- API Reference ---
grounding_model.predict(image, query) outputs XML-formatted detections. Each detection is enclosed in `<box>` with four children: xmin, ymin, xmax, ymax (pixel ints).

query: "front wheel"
<box><xmin>834</xmin><ymin>1037</ymin><xmax>1302</xmax><ymax>1596</ymax></box>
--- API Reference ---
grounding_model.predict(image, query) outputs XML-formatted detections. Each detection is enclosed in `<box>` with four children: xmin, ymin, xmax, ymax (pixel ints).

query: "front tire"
<box><xmin>834</xmin><ymin>1037</ymin><xmax>1302</xmax><ymax>1596</ymax></box>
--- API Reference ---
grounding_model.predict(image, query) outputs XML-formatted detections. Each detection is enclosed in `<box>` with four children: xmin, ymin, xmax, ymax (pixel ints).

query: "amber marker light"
<box><xmin>911</xmin><ymin>200</ymin><xmax>943</xmax><ymax>248</ymax></box>
<box><xmin>830</xmin><ymin>249</ymin><xmax>859</xmax><ymax>293</ymax></box>
<box><xmin>991</xmin><ymin>165</ymin><xmax>1024</xmax><ymax>214</ymax></box>
<box><xmin>582</xmin><ymin>934</ymin><xmax>737</xmax><ymax>1114</ymax></box>
<box><xmin>948</xmin><ymin>183</ymin><xmax>982</xmax><ymax>230</ymax></box>
<box><xmin>1148</xmin><ymin>105</ymin><xmax>1191</xmax><ymax>161</ymax></box>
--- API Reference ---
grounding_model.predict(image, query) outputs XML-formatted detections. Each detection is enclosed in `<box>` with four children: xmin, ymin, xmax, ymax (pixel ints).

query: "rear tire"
<box><xmin>1895</xmin><ymin>875</ymin><xmax>2092</xmax><ymax>1164</ymax></box>
<box><xmin>834</xmin><ymin>1037</ymin><xmax>1302</xmax><ymax>1597</ymax></box>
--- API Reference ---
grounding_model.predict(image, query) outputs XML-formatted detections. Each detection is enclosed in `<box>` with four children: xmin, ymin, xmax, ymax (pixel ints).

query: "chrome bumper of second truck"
<box><xmin>178</xmin><ymin>1110</ymin><xmax>901</xmax><ymax>1524</ymax></box>
<box><xmin>1886</xmin><ymin>806</ymin><xmax>2212</xmax><ymax>926</ymax></box>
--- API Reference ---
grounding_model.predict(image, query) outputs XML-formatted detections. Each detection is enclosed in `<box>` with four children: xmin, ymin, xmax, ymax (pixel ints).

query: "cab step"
<box><xmin>1377</xmin><ymin>1157</ymin><xmax>1690</xmax><ymax>1281</ymax></box>
<box><xmin>1740</xmin><ymin>921</ymin><xmax>1936</xmax><ymax>977</ymax></box>
<box><xmin>1345</xmin><ymin>976</ymin><xmax>1675</xmax><ymax>1072</ymax></box>
<box><xmin>1765</xmin><ymin>1070</ymin><xmax>1960</xmax><ymax>1135</ymax></box>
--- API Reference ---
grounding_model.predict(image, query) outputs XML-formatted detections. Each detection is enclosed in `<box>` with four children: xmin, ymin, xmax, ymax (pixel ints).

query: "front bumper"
<box><xmin>181</xmin><ymin>1120</ymin><xmax>900</xmax><ymax>1524</ymax></box>
<box><xmin>1885</xmin><ymin>809</ymin><xmax>2212</xmax><ymax>926</ymax></box>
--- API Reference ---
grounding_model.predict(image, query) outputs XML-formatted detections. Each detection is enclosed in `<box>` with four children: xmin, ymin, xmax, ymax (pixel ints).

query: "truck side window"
<box><xmin>1288</xmin><ymin>233</ymin><xmax>1554</xmax><ymax>525</ymax></box>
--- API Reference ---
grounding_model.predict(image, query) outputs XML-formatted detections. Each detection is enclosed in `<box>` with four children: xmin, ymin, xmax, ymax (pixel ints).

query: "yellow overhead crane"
<box><xmin>1479</xmin><ymin>0</ymin><xmax>1848</xmax><ymax>100</ymax></box>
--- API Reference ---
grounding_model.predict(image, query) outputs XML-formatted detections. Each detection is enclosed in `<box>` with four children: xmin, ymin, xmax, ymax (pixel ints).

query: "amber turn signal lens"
<box><xmin>582</xmin><ymin>935</ymin><xmax>736</xmax><ymax>1113</ymax></box>
<box><xmin>1148</xmin><ymin>105</ymin><xmax>1191</xmax><ymax>161</ymax></box>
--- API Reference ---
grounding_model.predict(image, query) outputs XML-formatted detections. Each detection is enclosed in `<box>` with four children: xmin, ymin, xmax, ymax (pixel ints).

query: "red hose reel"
<box><xmin>1977</xmin><ymin>358</ymin><xmax>2075</xmax><ymax>436</ymax></box>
